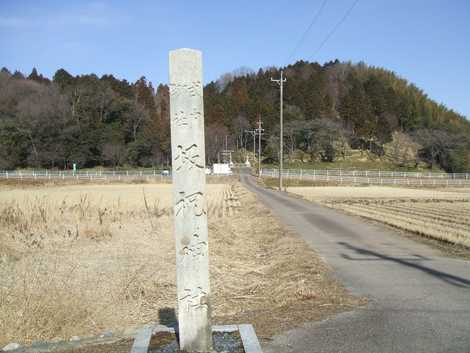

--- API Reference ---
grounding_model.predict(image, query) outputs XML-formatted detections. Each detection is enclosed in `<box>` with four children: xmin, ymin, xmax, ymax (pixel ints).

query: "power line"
<box><xmin>285</xmin><ymin>0</ymin><xmax>329</xmax><ymax>65</ymax></box>
<box><xmin>308</xmin><ymin>0</ymin><xmax>360</xmax><ymax>60</ymax></box>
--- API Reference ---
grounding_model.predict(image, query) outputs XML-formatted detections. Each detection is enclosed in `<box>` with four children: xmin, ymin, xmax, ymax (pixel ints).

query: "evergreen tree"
<box><xmin>0</xmin><ymin>61</ymin><xmax>468</xmax><ymax>171</ymax></box>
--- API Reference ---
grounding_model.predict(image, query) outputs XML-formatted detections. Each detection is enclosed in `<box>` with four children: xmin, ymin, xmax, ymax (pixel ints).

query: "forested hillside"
<box><xmin>1</xmin><ymin>60</ymin><xmax>469</xmax><ymax>172</ymax></box>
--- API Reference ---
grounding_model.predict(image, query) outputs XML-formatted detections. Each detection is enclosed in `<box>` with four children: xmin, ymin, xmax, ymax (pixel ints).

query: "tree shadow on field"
<box><xmin>338</xmin><ymin>241</ymin><xmax>470</xmax><ymax>288</ymax></box>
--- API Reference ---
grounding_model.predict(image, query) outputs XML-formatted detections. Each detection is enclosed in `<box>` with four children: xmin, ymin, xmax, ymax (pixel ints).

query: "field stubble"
<box><xmin>288</xmin><ymin>186</ymin><xmax>470</xmax><ymax>249</ymax></box>
<box><xmin>0</xmin><ymin>182</ymin><xmax>358</xmax><ymax>346</ymax></box>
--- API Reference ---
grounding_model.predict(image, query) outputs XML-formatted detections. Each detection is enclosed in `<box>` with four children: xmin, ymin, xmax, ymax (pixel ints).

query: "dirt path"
<box><xmin>241</xmin><ymin>174</ymin><xmax>470</xmax><ymax>353</ymax></box>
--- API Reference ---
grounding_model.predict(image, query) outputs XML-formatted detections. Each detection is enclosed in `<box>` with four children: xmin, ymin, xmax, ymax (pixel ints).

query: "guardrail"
<box><xmin>260</xmin><ymin>168</ymin><xmax>470</xmax><ymax>187</ymax></box>
<box><xmin>0</xmin><ymin>170</ymin><xmax>172</xmax><ymax>181</ymax></box>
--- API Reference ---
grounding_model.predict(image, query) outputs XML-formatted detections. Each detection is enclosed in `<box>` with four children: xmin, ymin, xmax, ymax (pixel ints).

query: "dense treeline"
<box><xmin>0</xmin><ymin>60</ymin><xmax>469</xmax><ymax>171</ymax></box>
<box><xmin>207</xmin><ymin>60</ymin><xmax>470</xmax><ymax>172</ymax></box>
<box><xmin>0</xmin><ymin>67</ymin><xmax>170</xmax><ymax>169</ymax></box>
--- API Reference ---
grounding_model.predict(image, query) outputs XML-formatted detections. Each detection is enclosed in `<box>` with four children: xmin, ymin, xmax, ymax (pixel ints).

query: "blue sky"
<box><xmin>1</xmin><ymin>0</ymin><xmax>469</xmax><ymax>117</ymax></box>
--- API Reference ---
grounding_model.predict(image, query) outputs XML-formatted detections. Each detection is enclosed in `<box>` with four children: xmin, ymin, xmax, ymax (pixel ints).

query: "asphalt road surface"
<box><xmin>240</xmin><ymin>174</ymin><xmax>470</xmax><ymax>353</ymax></box>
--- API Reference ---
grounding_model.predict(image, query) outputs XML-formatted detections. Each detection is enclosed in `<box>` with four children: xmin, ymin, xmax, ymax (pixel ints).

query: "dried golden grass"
<box><xmin>288</xmin><ymin>185</ymin><xmax>470</xmax><ymax>251</ymax></box>
<box><xmin>325</xmin><ymin>199</ymin><xmax>470</xmax><ymax>248</ymax></box>
<box><xmin>0</xmin><ymin>183</ymin><xmax>237</xmax><ymax>345</ymax></box>
<box><xmin>288</xmin><ymin>185</ymin><xmax>470</xmax><ymax>201</ymax></box>
<box><xmin>0</xmin><ymin>182</ymin><xmax>358</xmax><ymax>346</ymax></box>
<box><xmin>0</xmin><ymin>175</ymin><xmax>238</xmax><ymax>190</ymax></box>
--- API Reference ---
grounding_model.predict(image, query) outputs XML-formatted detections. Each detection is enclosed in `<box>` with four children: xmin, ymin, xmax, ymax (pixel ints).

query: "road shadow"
<box><xmin>338</xmin><ymin>241</ymin><xmax>470</xmax><ymax>288</ymax></box>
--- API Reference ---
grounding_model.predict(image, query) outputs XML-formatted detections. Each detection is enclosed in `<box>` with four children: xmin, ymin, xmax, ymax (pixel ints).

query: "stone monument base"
<box><xmin>130</xmin><ymin>324</ymin><xmax>263</xmax><ymax>353</ymax></box>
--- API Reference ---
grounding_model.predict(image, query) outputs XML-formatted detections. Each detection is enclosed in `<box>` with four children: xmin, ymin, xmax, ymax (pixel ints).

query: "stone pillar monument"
<box><xmin>169</xmin><ymin>48</ymin><xmax>212</xmax><ymax>352</ymax></box>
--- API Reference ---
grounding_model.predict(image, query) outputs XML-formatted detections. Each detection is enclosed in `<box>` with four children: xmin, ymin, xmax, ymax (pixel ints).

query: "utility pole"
<box><xmin>244</xmin><ymin>129</ymin><xmax>256</xmax><ymax>167</ymax></box>
<box><xmin>243</xmin><ymin>133</ymin><xmax>247</xmax><ymax>160</ymax></box>
<box><xmin>255</xmin><ymin>114</ymin><xmax>264</xmax><ymax>177</ymax></box>
<box><xmin>220</xmin><ymin>135</ymin><xmax>234</xmax><ymax>165</ymax></box>
<box><xmin>271</xmin><ymin>70</ymin><xmax>287</xmax><ymax>191</ymax></box>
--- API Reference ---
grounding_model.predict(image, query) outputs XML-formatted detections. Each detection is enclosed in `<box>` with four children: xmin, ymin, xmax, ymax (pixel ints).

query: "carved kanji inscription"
<box><xmin>187</xmin><ymin>81</ymin><xmax>202</xmax><ymax>97</ymax></box>
<box><xmin>175</xmin><ymin>191</ymin><xmax>207</xmax><ymax>217</ymax></box>
<box><xmin>173</xmin><ymin>108</ymin><xmax>201</xmax><ymax>127</ymax></box>
<box><xmin>174</xmin><ymin>144</ymin><xmax>204</xmax><ymax>171</ymax></box>
<box><xmin>182</xmin><ymin>233</ymin><xmax>207</xmax><ymax>258</ymax></box>
<box><xmin>169</xmin><ymin>81</ymin><xmax>202</xmax><ymax>98</ymax></box>
<box><xmin>179</xmin><ymin>286</ymin><xmax>208</xmax><ymax>312</ymax></box>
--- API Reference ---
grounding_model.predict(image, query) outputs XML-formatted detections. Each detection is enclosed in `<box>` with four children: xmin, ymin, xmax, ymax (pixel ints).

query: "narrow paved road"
<box><xmin>241</xmin><ymin>174</ymin><xmax>470</xmax><ymax>353</ymax></box>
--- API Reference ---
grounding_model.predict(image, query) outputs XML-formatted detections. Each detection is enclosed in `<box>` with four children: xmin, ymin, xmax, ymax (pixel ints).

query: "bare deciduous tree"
<box><xmin>383</xmin><ymin>131</ymin><xmax>421</xmax><ymax>167</ymax></box>
<box><xmin>102</xmin><ymin>143</ymin><xmax>126</xmax><ymax>167</ymax></box>
<box><xmin>205</xmin><ymin>123</ymin><xmax>229</xmax><ymax>164</ymax></box>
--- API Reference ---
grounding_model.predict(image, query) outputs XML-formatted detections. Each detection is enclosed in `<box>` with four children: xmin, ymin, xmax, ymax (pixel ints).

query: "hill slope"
<box><xmin>0</xmin><ymin>61</ymin><xmax>469</xmax><ymax>171</ymax></box>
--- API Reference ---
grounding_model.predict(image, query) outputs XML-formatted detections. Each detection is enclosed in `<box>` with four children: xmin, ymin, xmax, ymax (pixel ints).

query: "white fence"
<box><xmin>260</xmin><ymin>168</ymin><xmax>470</xmax><ymax>187</ymax></box>
<box><xmin>4</xmin><ymin>168</ymin><xmax>470</xmax><ymax>187</ymax></box>
<box><xmin>0</xmin><ymin>169</ymin><xmax>172</xmax><ymax>181</ymax></box>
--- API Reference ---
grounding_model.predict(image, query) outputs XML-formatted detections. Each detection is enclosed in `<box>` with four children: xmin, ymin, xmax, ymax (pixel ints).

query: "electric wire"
<box><xmin>308</xmin><ymin>0</ymin><xmax>360</xmax><ymax>60</ymax></box>
<box><xmin>285</xmin><ymin>0</ymin><xmax>328</xmax><ymax>65</ymax></box>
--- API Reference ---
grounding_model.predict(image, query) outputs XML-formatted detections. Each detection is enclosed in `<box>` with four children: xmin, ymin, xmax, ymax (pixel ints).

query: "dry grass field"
<box><xmin>0</xmin><ymin>181</ymin><xmax>360</xmax><ymax>347</ymax></box>
<box><xmin>288</xmin><ymin>186</ymin><xmax>470</xmax><ymax>248</ymax></box>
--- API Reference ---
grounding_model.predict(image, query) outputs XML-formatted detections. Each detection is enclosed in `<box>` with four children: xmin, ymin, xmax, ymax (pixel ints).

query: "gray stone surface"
<box><xmin>9</xmin><ymin>330</ymin><xmax>132</xmax><ymax>353</ymax></box>
<box><xmin>1</xmin><ymin>324</ymin><xmax>262</xmax><ymax>353</ymax></box>
<box><xmin>241</xmin><ymin>172</ymin><xmax>470</xmax><ymax>353</ymax></box>
<box><xmin>130</xmin><ymin>324</ymin><xmax>154</xmax><ymax>353</ymax></box>
<box><xmin>2</xmin><ymin>343</ymin><xmax>20</xmax><ymax>351</ymax></box>
<box><xmin>212</xmin><ymin>325</ymin><xmax>238</xmax><ymax>333</ymax></box>
<box><xmin>152</xmin><ymin>325</ymin><xmax>175</xmax><ymax>334</ymax></box>
<box><xmin>30</xmin><ymin>341</ymin><xmax>48</xmax><ymax>349</ymax></box>
<box><xmin>143</xmin><ymin>324</ymin><xmax>261</xmax><ymax>353</ymax></box>
<box><xmin>99</xmin><ymin>331</ymin><xmax>113</xmax><ymax>338</ymax></box>
<box><xmin>238</xmin><ymin>325</ymin><xmax>263</xmax><ymax>353</ymax></box>
<box><xmin>169</xmin><ymin>48</ymin><xmax>211</xmax><ymax>352</ymax></box>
